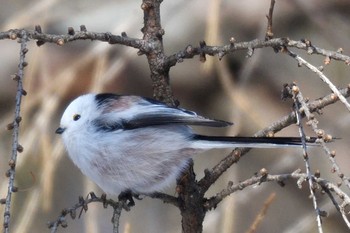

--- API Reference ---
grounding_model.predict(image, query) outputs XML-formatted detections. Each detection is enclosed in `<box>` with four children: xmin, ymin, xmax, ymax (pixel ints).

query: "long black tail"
<box><xmin>191</xmin><ymin>135</ymin><xmax>319</xmax><ymax>149</ymax></box>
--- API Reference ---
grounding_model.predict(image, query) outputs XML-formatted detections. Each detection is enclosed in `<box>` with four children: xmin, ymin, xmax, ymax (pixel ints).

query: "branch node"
<box><xmin>22</xmin><ymin>48</ymin><xmax>28</xmax><ymax>54</ymax></box>
<box><xmin>324</xmin><ymin>56</ymin><xmax>331</xmax><ymax>65</ymax></box>
<box><xmin>8</xmin><ymin>160</ymin><xmax>15</xmax><ymax>169</ymax></box>
<box><xmin>137</xmin><ymin>50</ymin><xmax>145</xmax><ymax>56</ymax></box>
<box><xmin>318</xmin><ymin>209</ymin><xmax>328</xmax><ymax>217</ymax></box>
<box><xmin>34</xmin><ymin>25</ymin><xmax>42</xmax><ymax>33</ymax></box>
<box><xmin>6</xmin><ymin>122</ymin><xmax>14</xmax><ymax>131</ymax></box>
<box><xmin>5</xmin><ymin>170</ymin><xmax>11</xmax><ymax>178</ymax></box>
<box><xmin>218</xmin><ymin>51</ymin><xmax>225</xmax><ymax>61</ymax></box>
<box><xmin>60</xmin><ymin>219</ymin><xmax>68</xmax><ymax>228</ymax></box>
<box><xmin>156</xmin><ymin>28</ymin><xmax>165</xmax><ymax>38</ymax></box>
<box><xmin>56</xmin><ymin>38</ymin><xmax>65</xmax><ymax>46</ymax></box>
<box><xmin>260</xmin><ymin>168</ymin><xmax>268</xmax><ymax>176</ymax></box>
<box><xmin>186</xmin><ymin>45</ymin><xmax>193</xmax><ymax>54</ymax></box>
<box><xmin>80</xmin><ymin>25</ymin><xmax>87</xmax><ymax>32</ymax></box>
<box><xmin>15</xmin><ymin>116</ymin><xmax>22</xmax><ymax>124</ymax></box>
<box><xmin>330</xmin><ymin>150</ymin><xmax>336</xmax><ymax>158</ymax></box>
<box><xmin>16</xmin><ymin>144</ymin><xmax>23</xmax><ymax>153</ymax></box>
<box><xmin>246</xmin><ymin>47</ymin><xmax>254</xmax><ymax>57</ymax></box>
<box><xmin>229</xmin><ymin>37</ymin><xmax>236</xmax><ymax>45</ymax></box>
<box><xmin>9</xmin><ymin>32</ymin><xmax>17</xmax><ymax>40</ymax></box>
<box><xmin>314</xmin><ymin>170</ymin><xmax>321</xmax><ymax>178</ymax></box>
<box><xmin>34</xmin><ymin>25</ymin><xmax>46</xmax><ymax>46</ymax></box>
<box><xmin>337</xmin><ymin>48</ymin><xmax>343</xmax><ymax>54</ymax></box>
<box><xmin>21</xmin><ymin>89</ymin><xmax>27</xmax><ymax>96</ymax></box>
<box><xmin>67</xmin><ymin>27</ymin><xmax>75</xmax><ymax>35</ymax></box>
<box><xmin>141</xmin><ymin>1</ymin><xmax>153</xmax><ymax>10</ymax></box>
<box><xmin>199</xmin><ymin>41</ymin><xmax>207</xmax><ymax>62</ymax></box>
<box><xmin>36</xmin><ymin>40</ymin><xmax>45</xmax><ymax>47</ymax></box>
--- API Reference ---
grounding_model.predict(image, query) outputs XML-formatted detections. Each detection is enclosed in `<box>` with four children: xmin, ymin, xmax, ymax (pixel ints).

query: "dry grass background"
<box><xmin>1</xmin><ymin>0</ymin><xmax>350</xmax><ymax>232</ymax></box>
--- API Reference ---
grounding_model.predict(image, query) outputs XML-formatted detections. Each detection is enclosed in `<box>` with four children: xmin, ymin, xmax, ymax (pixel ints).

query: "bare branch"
<box><xmin>146</xmin><ymin>192</ymin><xmax>180</xmax><ymax>207</ymax></box>
<box><xmin>166</xmin><ymin>38</ymin><xmax>350</xmax><ymax>67</ymax></box>
<box><xmin>198</xmin><ymin>86</ymin><xmax>350</xmax><ymax>193</ymax></box>
<box><xmin>292</xmin><ymin>85</ymin><xmax>323</xmax><ymax>233</ymax></box>
<box><xmin>265</xmin><ymin>0</ymin><xmax>276</xmax><ymax>40</ymax></box>
<box><xmin>290</xmin><ymin>84</ymin><xmax>350</xmax><ymax>190</ymax></box>
<box><xmin>204</xmin><ymin>171</ymin><xmax>350</xmax><ymax>229</ymax></box>
<box><xmin>0</xmin><ymin>28</ymin><xmax>146</xmax><ymax>51</ymax></box>
<box><xmin>286</xmin><ymin>48</ymin><xmax>350</xmax><ymax>112</ymax></box>
<box><xmin>2</xmin><ymin>30</ymin><xmax>28</xmax><ymax>233</ymax></box>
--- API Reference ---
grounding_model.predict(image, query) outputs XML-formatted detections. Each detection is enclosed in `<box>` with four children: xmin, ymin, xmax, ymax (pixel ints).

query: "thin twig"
<box><xmin>292</xmin><ymin>86</ymin><xmax>323</xmax><ymax>233</ymax></box>
<box><xmin>286</xmin><ymin>48</ymin><xmax>350</xmax><ymax>112</ymax></box>
<box><xmin>204</xmin><ymin>170</ymin><xmax>350</xmax><ymax>226</ymax></box>
<box><xmin>3</xmin><ymin>30</ymin><xmax>28</xmax><ymax>233</ymax></box>
<box><xmin>146</xmin><ymin>192</ymin><xmax>179</xmax><ymax>207</ymax></box>
<box><xmin>0</xmin><ymin>28</ymin><xmax>146</xmax><ymax>51</ymax></box>
<box><xmin>322</xmin><ymin>186</ymin><xmax>350</xmax><ymax>229</ymax></box>
<box><xmin>112</xmin><ymin>201</ymin><xmax>126</xmax><ymax>233</ymax></box>
<box><xmin>265</xmin><ymin>0</ymin><xmax>275</xmax><ymax>40</ymax></box>
<box><xmin>291</xmin><ymin>84</ymin><xmax>350</xmax><ymax>190</ymax></box>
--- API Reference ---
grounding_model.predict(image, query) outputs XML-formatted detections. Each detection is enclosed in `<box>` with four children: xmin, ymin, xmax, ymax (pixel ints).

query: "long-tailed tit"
<box><xmin>56</xmin><ymin>93</ymin><xmax>317</xmax><ymax>195</ymax></box>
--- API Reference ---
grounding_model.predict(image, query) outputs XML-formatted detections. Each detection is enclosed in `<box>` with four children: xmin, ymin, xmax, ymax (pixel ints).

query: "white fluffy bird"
<box><xmin>56</xmin><ymin>93</ymin><xmax>316</xmax><ymax>196</ymax></box>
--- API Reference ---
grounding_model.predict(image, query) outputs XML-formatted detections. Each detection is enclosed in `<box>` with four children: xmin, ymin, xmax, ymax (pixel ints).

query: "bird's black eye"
<box><xmin>73</xmin><ymin>114</ymin><xmax>81</xmax><ymax>121</ymax></box>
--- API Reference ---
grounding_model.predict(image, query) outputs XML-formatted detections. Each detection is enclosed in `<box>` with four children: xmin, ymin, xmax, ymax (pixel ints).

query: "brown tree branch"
<box><xmin>285</xmin><ymin>48</ymin><xmax>350</xmax><ymax>112</ymax></box>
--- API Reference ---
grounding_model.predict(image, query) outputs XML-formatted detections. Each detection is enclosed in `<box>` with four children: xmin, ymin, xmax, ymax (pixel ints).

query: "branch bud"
<box><xmin>56</xmin><ymin>38</ymin><xmax>65</xmax><ymax>46</ymax></box>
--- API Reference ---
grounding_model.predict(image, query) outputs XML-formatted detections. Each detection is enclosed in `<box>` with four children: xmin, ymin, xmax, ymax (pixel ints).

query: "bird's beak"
<box><xmin>55</xmin><ymin>127</ymin><xmax>66</xmax><ymax>134</ymax></box>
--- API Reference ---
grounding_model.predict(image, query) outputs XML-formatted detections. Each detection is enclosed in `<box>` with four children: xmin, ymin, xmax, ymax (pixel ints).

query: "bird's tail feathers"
<box><xmin>191</xmin><ymin>135</ymin><xmax>320</xmax><ymax>149</ymax></box>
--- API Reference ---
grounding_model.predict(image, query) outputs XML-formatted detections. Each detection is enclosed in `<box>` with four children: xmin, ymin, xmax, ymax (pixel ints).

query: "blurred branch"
<box><xmin>246</xmin><ymin>193</ymin><xmax>276</xmax><ymax>233</ymax></box>
<box><xmin>2</xmin><ymin>30</ymin><xmax>28</xmax><ymax>233</ymax></box>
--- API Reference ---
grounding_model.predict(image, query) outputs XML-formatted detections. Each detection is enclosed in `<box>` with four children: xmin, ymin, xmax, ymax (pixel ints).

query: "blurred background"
<box><xmin>0</xmin><ymin>0</ymin><xmax>350</xmax><ymax>232</ymax></box>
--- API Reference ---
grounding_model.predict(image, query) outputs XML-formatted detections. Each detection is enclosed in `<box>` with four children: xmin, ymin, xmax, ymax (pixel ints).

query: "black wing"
<box><xmin>93</xmin><ymin>93</ymin><xmax>233</xmax><ymax>131</ymax></box>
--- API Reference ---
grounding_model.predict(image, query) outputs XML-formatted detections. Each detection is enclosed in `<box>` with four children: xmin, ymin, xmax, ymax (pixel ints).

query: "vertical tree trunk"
<box><xmin>177</xmin><ymin>161</ymin><xmax>206</xmax><ymax>233</ymax></box>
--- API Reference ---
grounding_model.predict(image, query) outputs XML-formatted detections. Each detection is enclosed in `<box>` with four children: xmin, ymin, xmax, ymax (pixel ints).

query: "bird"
<box><xmin>56</xmin><ymin>93</ymin><xmax>317</xmax><ymax>196</ymax></box>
